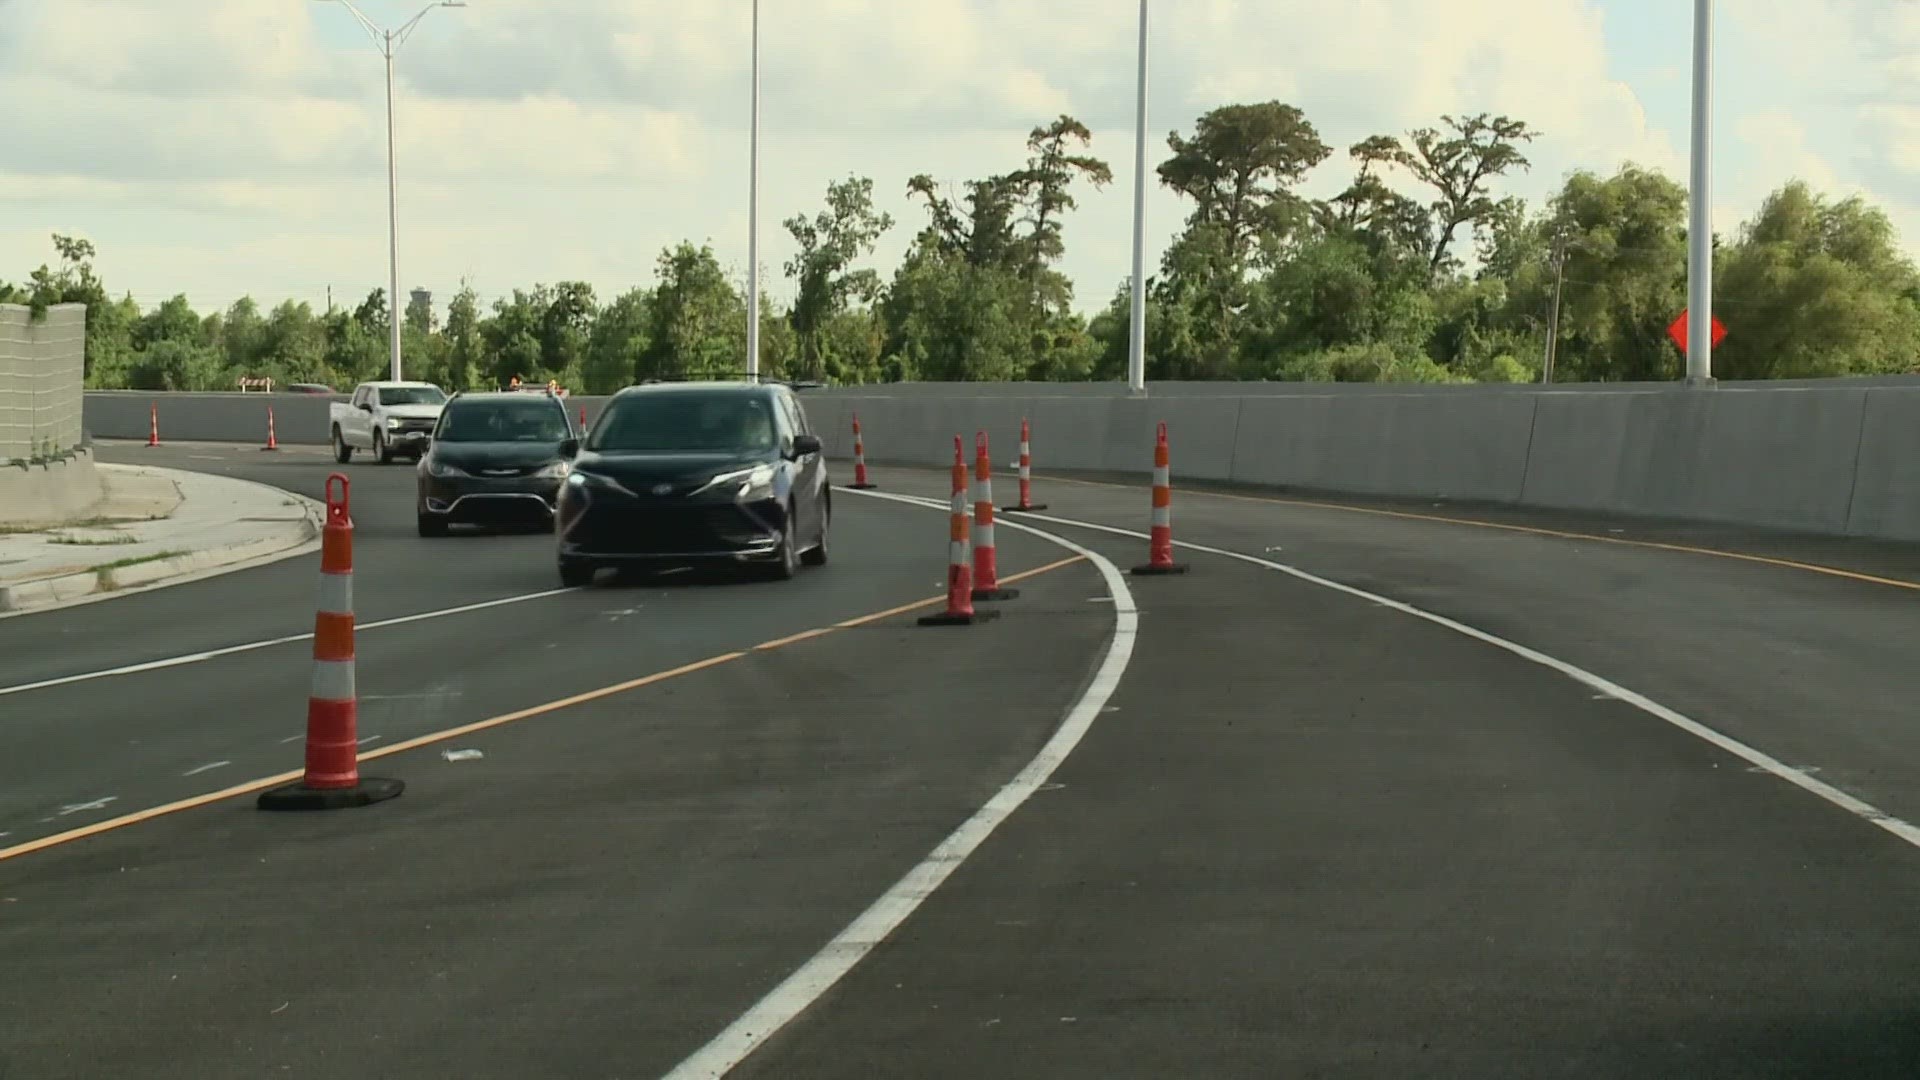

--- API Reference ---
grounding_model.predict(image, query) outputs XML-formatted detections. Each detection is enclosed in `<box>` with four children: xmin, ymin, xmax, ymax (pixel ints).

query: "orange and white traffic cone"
<box><xmin>848</xmin><ymin>413</ymin><xmax>876</xmax><ymax>490</ymax></box>
<box><xmin>578</xmin><ymin>405</ymin><xmax>588</xmax><ymax>433</ymax></box>
<box><xmin>971</xmin><ymin>431</ymin><xmax>1018</xmax><ymax>601</ymax></box>
<box><xmin>1131</xmin><ymin>422</ymin><xmax>1189</xmax><ymax>576</ymax></box>
<box><xmin>261</xmin><ymin>405</ymin><xmax>280</xmax><ymax>451</ymax></box>
<box><xmin>146</xmin><ymin>402</ymin><xmax>160</xmax><ymax>448</ymax></box>
<box><xmin>258</xmin><ymin>473</ymin><xmax>405</xmax><ymax>810</ymax></box>
<box><xmin>1004</xmin><ymin>416</ymin><xmax>1047</xmax><ymax>512</ymax></box>
<box><xmin>919</xmin><ymin>437</ymin><xmax>999</xmax><ymax>626</ymax></box>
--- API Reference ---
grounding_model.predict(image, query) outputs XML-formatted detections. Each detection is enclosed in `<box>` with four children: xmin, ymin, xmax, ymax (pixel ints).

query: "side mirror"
<box><xmin>559</xmin><ymin>437</ymin><xmax>581</xmax><ymax>458</ymax></box>
<box><xmin>791</xmin><ymin>434</ymin><xmax>822</xmax><ymax>458</ymax></box>
<box><xmin>358</xmin><ymin>401</ymin><xmax>374</xmax><ymax>412</ymax></box>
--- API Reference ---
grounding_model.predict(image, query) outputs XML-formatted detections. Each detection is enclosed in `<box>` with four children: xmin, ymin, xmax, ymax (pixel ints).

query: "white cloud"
<box><xmin>0</xmin><ymin>0</ymin><xmax>1910</xmax><ymax>319</ymax></box>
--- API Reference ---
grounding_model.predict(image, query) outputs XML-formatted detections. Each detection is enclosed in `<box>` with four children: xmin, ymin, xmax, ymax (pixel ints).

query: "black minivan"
<box><xmin>416</xmin><ymin>390</ymin><xmax>576</xmax><ymax>536</ymax></box>
<box><xmin>554</xmin><ymin>382</ymin><xmax>829</xmax><ymax>586</ymax></box>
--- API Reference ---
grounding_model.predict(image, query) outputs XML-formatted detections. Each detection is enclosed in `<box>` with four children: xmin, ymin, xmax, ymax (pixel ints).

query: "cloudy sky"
<box><xmin>0</xmin><ymin>0</ymin><xmax>1912</xmax><ymax>319</ymax></box>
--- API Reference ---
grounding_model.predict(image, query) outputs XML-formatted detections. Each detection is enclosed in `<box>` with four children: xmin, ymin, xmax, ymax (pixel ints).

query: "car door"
<box><xmin>346</xmin><ymin>385</ymin><xmax>373</xmax><ymax>445</ymax></box>
<box><xmin>781</xmin><ymin>391</ymin><xmax>827</xmax><ymax>541</ymax></box>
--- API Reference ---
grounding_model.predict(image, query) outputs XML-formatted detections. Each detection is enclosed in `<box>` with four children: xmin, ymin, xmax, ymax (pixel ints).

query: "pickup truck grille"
<box><xmin>393</xmin><ymin>418</ymin><xmax>436</xmax><ymax>435</ymax></box>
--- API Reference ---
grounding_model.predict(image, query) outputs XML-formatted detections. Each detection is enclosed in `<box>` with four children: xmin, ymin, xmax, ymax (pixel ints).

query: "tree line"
<box><xmin>7</xmin><ymin>101</ymin><xmax>1918</xmax><ymax>392</ymax></box>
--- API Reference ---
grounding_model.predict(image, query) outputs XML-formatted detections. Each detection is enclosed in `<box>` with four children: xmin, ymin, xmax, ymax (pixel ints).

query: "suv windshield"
<box><xmin>437</xmin><ymin>400</ymin><xmax>572</xmax><ymax>443</ymax></box>
<box><xmin>590</xmin><ymin>392</ymin><xmax>778</xmax><ymax>453</ymax></box>
<box><xmin>378</xmin><ymin>386</ymin><xmax>447</xmax><ymax>406</ymax></box>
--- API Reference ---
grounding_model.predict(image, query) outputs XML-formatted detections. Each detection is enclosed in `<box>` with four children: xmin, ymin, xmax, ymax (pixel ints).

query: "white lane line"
<box><xmin>56</xmin><ymin>797</ymin><xmax>117</xmax><ymax>817</ymax></box>
<box><xmin>664</xmin><ymin>489</ymin><xmax>1138</xmax><ymax>1079</ymax></box>
<box><xmin>277</xmin><ymin>733</ymin><xmax>304</xmax><ymax>744</ymax></box>
<box><xmin>997</xmin><ymin>506</ymin><xmax>1920</xmax><ymax>853</ymax></box>
<box><xmin>180</xmin><ymin>761</ymin><xmax>230</xmax><ymax>777</ymax></box>
<box><xmin>356</xmin><ymin>735</ymin><xmax>383</xmax><ymax>747</ymax></box>
<box><xmin>0</xmin><ymin>587</ymin><xmax>578</xmax><ymax>699</ymax></box>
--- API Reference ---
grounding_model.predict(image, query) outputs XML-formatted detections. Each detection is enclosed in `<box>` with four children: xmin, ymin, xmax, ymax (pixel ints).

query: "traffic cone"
<box><xmin>258</xmin><ymin>473</ymin><xmax>405</xmax><ymax>810</ymax></box>
<box><xmin>848</xmin><ymin>413</ymin><xmax>876</xmax><ymax>490</ymax></box>
<box><xmin>1004</xmin><ymin>416</ymin><xmax>1047</xmax><ymax>512</ymax></box>
<box><xmin>919</xmin><ymin>437</ymin><xmax>998</xmax><ymax>627</ymax></box>
<box><xmin>261</xmin><ymin>405</ymin><xmax>280</xmax><ymax>451</ymax></box>
<box><xmin>146</xmin><ymin>402</ymin><xmax>160</xmax><ymax>447</ymax></box>
<box><xmin>1131</xmin><ymin>422</ymin><xmax>1189</xmax><ymax>576</ymax></box>
<box><xmin>971</xmin><ymin>431</ymin><xmax>1018</xmax><ymax>601</ymax></box>
<box><xmin>578</xmin><ymin>405</ymin><xmax>588</xmax><ymax>433</ymax></box>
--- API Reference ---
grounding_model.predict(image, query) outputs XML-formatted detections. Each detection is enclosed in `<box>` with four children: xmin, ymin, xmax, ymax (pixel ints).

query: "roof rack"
<box><xmin>633</xmin><ymin>373</ymin><xmax>825</xmax><ymax>390</ymax></box>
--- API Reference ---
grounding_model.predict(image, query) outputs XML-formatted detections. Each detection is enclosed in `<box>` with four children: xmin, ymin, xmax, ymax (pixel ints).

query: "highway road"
<box><xmin>4</xmin><ymin>442</ymin><xmax>1920</xmax><ymax>1077</ymax></box>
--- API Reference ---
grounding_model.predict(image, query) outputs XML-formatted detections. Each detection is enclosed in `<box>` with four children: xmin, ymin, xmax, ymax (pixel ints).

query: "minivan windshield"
<box><xmin>589</xmin><ymin>392</ymin><xmax>778</xmax><ymax>453</ymax></box>
<box><xmin>436</xmin><ymin>400</ymin><xmax>572</xmax><ymax>443</ymax></box>
<box><xmin>378</xmin><ymin>386</ymin><xmax>447</xmax><ymax>406</ymax></box>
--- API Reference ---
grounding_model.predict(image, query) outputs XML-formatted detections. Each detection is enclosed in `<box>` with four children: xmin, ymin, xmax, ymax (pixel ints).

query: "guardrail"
<box><xmin>1</xmin><ymin>304</ymin><xmax>86</xmax><ymax>462</ymax></box>
<box><xmin>82</xmin><ymin>377</ymin><xmax>1920</xmax><ymax>543</ymax></box>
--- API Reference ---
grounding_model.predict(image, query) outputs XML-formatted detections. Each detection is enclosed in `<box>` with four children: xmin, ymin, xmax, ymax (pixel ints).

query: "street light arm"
<box><xmin>395</xmin><ymin>1</ymin><xmax>465</xmax><ymax>52</ymax></box>
<box><xmin>325</xmin><ymin>0</ymin><xmax>390</xmax><ymax>53</ymax></box>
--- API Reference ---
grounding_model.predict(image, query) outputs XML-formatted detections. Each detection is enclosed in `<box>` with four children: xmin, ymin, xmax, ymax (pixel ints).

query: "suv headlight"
<box><xmin>700</xmin><ymin>463</ymin><xmax>775</xmax><ymax>501</ymax></box>
<box><xmin>426</xmin><ymin>458</ymin><xmax>466</xmax><ymax>477</ymax></box>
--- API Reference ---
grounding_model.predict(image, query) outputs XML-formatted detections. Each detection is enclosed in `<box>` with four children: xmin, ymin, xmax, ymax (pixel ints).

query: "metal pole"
<box><xmin>1686</xmin><ymin>0</ymin><xmax>1713</xmax><ymax>384</ymax></box>
<box><xmin>1125</xmin><ymin>0</ymin><xmax>1149</xmax><ymax>395</ymax></box>
<box><xmin>745</xmin><ymin>0</ymin><xmax>761</xmax><ymax>382</ymax></box>
<box><xmin>1543</xmin><ymin>234</ymin><xmax>1567</xmax><ymax>384</ymax></box>
<box><xmin>384</xmin><ymin>36</ymin><xmax>403</xmax><ymax>382</ymax></box>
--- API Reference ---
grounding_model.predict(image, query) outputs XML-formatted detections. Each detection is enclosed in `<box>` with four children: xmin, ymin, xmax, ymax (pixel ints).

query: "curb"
<box><xmin>0</xmin><ymin>473</ymin><xmax>325</xmax><ymax>617</ymax></box>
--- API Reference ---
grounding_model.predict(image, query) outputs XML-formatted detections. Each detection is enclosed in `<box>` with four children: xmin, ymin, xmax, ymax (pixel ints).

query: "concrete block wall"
<box><xmin>81</xmin><ymin>377</ymin><xmax>1920</xmax><ymax>544</ymax></box>
<box><xmin>0</xmin><ymin>304</ymin><xmax>86</xmax><ymax>461</ymax></box>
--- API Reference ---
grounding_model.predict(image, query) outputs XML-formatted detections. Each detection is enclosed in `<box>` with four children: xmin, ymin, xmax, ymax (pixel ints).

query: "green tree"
<box><xmin>1390</xmin><ymin>113</ymin><xmax>1538</xmax><ymax>277</ymax></box>
<box><xmin>442</xmin><ymin>281</ymin><xmax>483</xmax><ymax>390</ymax></box>
<box><xmin>1014</xmin><ymin>115</ymin><xmax>1112</xmax><ymax>285</ymax></box>
<box><xmin>583</xmin><ymin>286</ymin><xmax>650</xmax><ymax>393</ymax></box>
<box><xmin>641</xmin><ymin>242</ymin><xmax>745</xmax><ymax>379</ymax></box>
<box><xmin>1714</xmin><ymin>181</ymin><xmax>1920</xmax><ymax>378</ymax></box>
<box><xmin>1539</xmin><ymin>164</ymin><xmax>1689</xmax><ymax>382</ymax></box>
<box><xmin>784</xmin><ymin>175</ymin><xmax>893</xmax><ymax>381</ymax></box>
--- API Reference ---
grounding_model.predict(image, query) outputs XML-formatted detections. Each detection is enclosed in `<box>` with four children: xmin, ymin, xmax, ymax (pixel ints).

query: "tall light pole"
<box><xmin>1126</xmin><ymin>0</ymin><xmax>1150</xmax><ymax>396</ymax></box>
<box><xmin>746</xmin><ymin>0</ymin><xmax>762</xmax><ymax>382</ymax></box>
<box><xmin>1687</xmin><ymin>0</ymin><xmax>1714</xmax><ymax>384</ymax></box>
<box><xmin>318</xmin><ymin>0</ymin><xmax>466</xmax><ymax>383</ymax></box>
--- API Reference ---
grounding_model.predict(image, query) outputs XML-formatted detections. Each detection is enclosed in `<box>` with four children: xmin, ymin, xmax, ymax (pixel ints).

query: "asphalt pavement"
<box><xmin>4</xmin><ymin>448</ymin><xmax>1920</xmax><ymax>1078</ymax></box>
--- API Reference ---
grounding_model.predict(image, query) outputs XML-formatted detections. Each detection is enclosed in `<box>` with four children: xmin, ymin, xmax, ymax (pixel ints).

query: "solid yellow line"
<box><xmin>1043</xmin><ymin>474</ymin><xmax>1920</xmax><ymax>593</ymax></box>
<box><xmin>0</xmin><ymin>554</ymin><xmax>1089</xmax><ymax>866</ymax></box>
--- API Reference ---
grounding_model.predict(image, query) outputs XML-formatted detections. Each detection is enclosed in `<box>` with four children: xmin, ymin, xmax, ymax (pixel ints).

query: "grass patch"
<box><xmin>47</xmin><ymin>533</ymin><xmax>137</xmax><ymax>547</ymax></box>
<box><xmin>92</xmin><ymin>549</ymin><xmax>189</xmax><ymax>591</ymax></box>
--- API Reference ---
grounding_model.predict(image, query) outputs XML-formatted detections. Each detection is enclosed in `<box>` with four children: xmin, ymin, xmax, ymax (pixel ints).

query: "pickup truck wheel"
<box><xmin>331</xmin><ymin>426</ymin><xmax>352</xmax><ymax>464</ymax></box>
<box><xmin>373</xmin><ymin>430</ymin><xmax>392</xmax><ymax>464</ymax></box>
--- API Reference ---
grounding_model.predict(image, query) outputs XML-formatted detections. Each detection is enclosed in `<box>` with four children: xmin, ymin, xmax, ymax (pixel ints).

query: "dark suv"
<box><xmin>555</xmin><ymin>381</ymin><xmax>829</xmax><ymax>586</ymax></box>
<box><xmin>416</xmin><ymin>390</ymin><xmax>577</xmax><ymax>536</ymax></box>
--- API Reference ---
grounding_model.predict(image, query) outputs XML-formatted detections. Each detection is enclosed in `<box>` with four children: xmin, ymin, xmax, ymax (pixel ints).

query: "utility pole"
<box><xmin>316</xmin><ymin>0</ymin><xmax>466</xmax><ymax>383</ymax></box>
<box><xmin>1542</xmin><ymin>233</ymin><xmax>1568</xmax><ymax>384</ymax></box>
<box><xmin>1125</xmin><ymin>0</ymin><xmax>1150</xmax><ymax>396</ymax></box>
<box><xmin>1686</xmin><ymin>0</ymin><xmax>1714</xmax><ymax>384</ymax></box>
<box><xmin>745</xmin><ymin>0</ymin><xmax>762</xmax><ymax>383</ymax></box>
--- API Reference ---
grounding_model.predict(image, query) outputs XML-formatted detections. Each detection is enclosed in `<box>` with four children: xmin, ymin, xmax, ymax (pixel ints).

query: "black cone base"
<box><xmin>971</xmin><ymin>587</ymin><xmax>1020</xmax><ymax>601</ymax></box>
<box><xmin>917</xmin><ymin>608</ymin><xmax>1002</xmax><ymax>627</ymax></box>
<box><xmin>1131</xmin><ymin>562</ymin><xmax>1190</xmax><ymax>576</ymax></box>
<box><xmin>257</xmin><ymin>776</ymin><xmax>404</xmax><ymax>811</ymax></box>
<box><xmin>1003</xmin><ymin>503</ymin><xmax>1048</xmax><ymax>513</ymax></box>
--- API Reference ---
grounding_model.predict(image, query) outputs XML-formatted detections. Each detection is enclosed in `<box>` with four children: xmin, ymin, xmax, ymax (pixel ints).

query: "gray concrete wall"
<box><xmin>0</xmin><ymin>448</ymin><xmax>104</xmax><ymax>526</ymax></box>
<box><xmin>83</xmin><ymin>379</ymin><xmax>1920</xmax><ymax>543</ymax></box>
<box><xmin>1</xmin><ymin>304</ymin><xmax>86</xmax><ymax>462</ymax></box>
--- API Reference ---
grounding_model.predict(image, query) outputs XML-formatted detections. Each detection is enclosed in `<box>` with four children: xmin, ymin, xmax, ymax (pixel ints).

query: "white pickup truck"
<box><xmin>330</xmin><ymin>380</ymin><xmax>449</xmax><ymax>464</ymax></box>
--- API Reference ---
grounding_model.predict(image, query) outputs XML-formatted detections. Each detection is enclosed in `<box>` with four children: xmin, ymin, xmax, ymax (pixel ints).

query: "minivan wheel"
<box><xmin>559</xmin><ymin>558</ymin><xmax>596</xmax><ymax>588</ymax></box>
<box><xmin>800</xmin><ymin>503</ymin><xmax>829</xmax><ymax>567</ymax></box>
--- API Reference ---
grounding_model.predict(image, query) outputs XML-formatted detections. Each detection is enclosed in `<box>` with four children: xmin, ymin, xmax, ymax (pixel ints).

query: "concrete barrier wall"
<box><xmin>0</xmin><ymin>448</ymin><xmax>104</xmax><ymax>526</ymax></box>
<box><xmin>84</xmin><ymin>379</ymin><xmax>1920</xmax><ymax>543</ymax></box>
<box><xmin>1</xmin><ymin>304</ymin><xmax>86</xmax><ymax>461</ymax></box>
